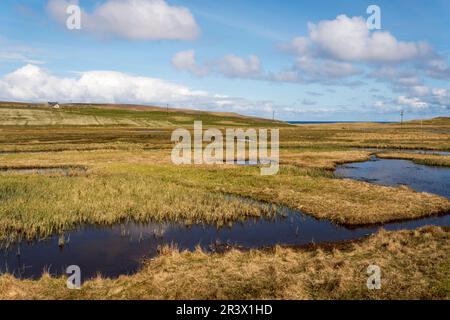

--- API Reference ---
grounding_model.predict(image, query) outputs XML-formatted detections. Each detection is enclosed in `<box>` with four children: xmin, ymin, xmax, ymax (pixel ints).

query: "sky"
<box><xmin>0</xmin><ymin>0</ymin><xmax>449</xmax><ymax>121</ymax></box>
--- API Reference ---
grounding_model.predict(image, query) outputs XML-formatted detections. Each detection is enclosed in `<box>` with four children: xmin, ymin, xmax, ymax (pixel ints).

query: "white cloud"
<box><xmin>370</xmin><ymin>67</ymin><xmax>422</xmax><ymax>87</ymax></box>
<box><xmin>423</xmin><ymin>57</ymin><xmax>450</xmax><ymax>79</ymax></box>
<box><xmin>307</xmin><ymin>15</ymin><xmax>432</xmax><ymax>63</ymax></box>
<box><xmin>171</xmin><ymin>49</ymin><xmax>209</xmax><ymax>77</ymax></box>
<box><xmin>47</xmin><ymin>0</ymin><xmax>200</xmax><ymax>40</ymax></box>
<box><xmin>172</xmin><ymin>14</ymin><xmax>448</xmax><ymax>86</ymax></box>
<box><xmin>0</xmin><ymin>64</ymin><xmax>278</xmax><ymax>116</ymax></box>
<box><xmin>410</xmin><ymin>85</ymin><xmax>431</xmax><ymax>97</ymax></box>
<box><xmin>296</xmin><ymin>56</ymin><xmax>361</xmax><ymax>79</ymax></box>
<box><xmin>0</xmin><ymin>39</ymin><xmax>46</xmax><ymax>65</ymax></box>
<box><xmin>396</xmin><ymin>96</ymin><xmax>429</xmax><ymax>110</ymax></box>
<box><xmin>2</xmin><ymin>65</ymin><xmax>443</xmax><ymax>119</ymax></box>
<box><xmin>172</xmin><ymin>50</ymin><xmax>262</xmax><ymax>79</ymax></box>
<box><xmin>270</xmin><ymin>70</ymin><xmax>300</xmax><ymax>82</ymax></box>
<box><xmin>290</xmin><ymin>36</ymin><xmax>311</xmax><ymax>56</ymax></box>
<box><xmin>217</xmin><ymin>54</ymin><xmax>261</xmax><ymax>78</ymax></box>
<box><xmin>422</xmin><ymin>87</ymin><xmax>450</xmax><ymax>107</ymax></box>
<box><xmin>0</xmin><ymin>64</ymin><xmax>207</xmax><ymax>103</ymax></box>
<box><xmin>373</xmin><ymin>86</ymin><xmax>449</xmax><ymax>114</ymax></box>
<box><xmin>280</xmin><ymin>14</ymin><xmax>449</xmax><ymax>83</ymax></box>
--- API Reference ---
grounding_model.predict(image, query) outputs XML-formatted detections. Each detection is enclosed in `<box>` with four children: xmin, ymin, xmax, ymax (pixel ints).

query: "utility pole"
<box><xmin>166</xmin><ymin>104</ymin><xmax>169</xmax><ymax>115</ymax></box>
<box><xmin>400</xmin><ymin>110</ymin><xmax>404</xmax><ymax>128</ymax></box>
<box><xmin>272</xmin><ymin>110</ymin><xmax>275</xmax><ymax>121</ymax></box>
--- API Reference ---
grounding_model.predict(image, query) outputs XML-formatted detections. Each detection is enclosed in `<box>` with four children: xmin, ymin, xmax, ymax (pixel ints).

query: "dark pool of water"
<box><xmin>335</xmin><ymin>156</ymin><xmax>450</xmax><ymax>198</ymax></box>
<box><xmin>1</xmin><ymin>208</ymin><xmax>449</xmax><ymax>281</ymax></box>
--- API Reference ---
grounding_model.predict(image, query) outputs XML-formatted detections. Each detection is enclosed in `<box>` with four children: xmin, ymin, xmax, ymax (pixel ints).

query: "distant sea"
<box><xmin>287</xmin><ymin>121</ymin><xmax>395</xmax><ymax>124</ymax></box>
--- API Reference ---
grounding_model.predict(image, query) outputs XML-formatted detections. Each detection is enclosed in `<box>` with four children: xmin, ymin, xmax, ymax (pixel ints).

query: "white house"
<box><xmin>47</xmin><ymin>102</ymin><xmax>60</xmax><ymax>109</ymax></box>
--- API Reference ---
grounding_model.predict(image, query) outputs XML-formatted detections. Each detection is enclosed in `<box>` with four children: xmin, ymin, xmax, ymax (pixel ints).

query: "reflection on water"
<box><xmin>1</xmin><ymin>156</ymin><xmax>449</xmax><ymax>281</ymax></box>
<box><xmin>1</xmin><ymin>207</ymin><xmax>449</xmax><ymax>280</ymax></box>
<box><xmin>335</xmin><ymin>156</ymin><xmax>450</xmax><ymax>198</ymax></box>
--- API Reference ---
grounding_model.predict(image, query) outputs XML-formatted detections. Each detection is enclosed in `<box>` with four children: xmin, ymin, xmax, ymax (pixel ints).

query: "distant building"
<box><xmin>47</xmin><ymin>102</ymin><xmax>60</xmax><ymax>109</ymax></box>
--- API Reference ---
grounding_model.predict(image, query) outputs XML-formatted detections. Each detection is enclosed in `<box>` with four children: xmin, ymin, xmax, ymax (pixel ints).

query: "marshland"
<box><xmin>0</xmin><ymin>102</ymin><xmax>449</xmax><ymax>299</ymax></box>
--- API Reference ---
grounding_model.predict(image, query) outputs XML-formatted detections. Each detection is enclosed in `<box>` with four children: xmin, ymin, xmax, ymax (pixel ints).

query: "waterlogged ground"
<box><xmin>1</xmin><ymin>203</ymin><xmax>449</xmax><ymax>280</ymax></box>
<box><xmin>0</xmin><ymin>109</ymin><xmax>449</xmax><ymax>299</ymax></box>
<box><xmin>1</xmin><ymin>152</ymin><xmax>450</xmax><ymax>280</ymax></box>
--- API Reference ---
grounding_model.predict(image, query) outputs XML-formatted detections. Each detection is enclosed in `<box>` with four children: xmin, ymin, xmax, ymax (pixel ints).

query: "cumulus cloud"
<box><xmin>370</xmin><ymin>67</ymin><xmax>423</xmax><ymax>87</ymax></box>
<box><xmin>431</xmin><ymin>88</ymin><xmax>450</xmax><ymax>106</ymax></box>
<box><xmin>295</xmin><ymin>56</ymin><xmax>361</xmax><ymax>79</ymax></box>
<box><xmin>0</xmin><ymin>64</ymin><xmax>210</xmax><ymax>103</ymax></box>
<box><xmin>47</xmin><ymin>0</ymin><xmax>200</xmax><ymax>40</ymax></box>
<box><xmin>269</xmin><ymin>70</ymin><xmax>300</xmax><ymax>82</ymax></box>
<box><xmin>171</xmin><ymin>14</ymin><xmax>449</xmax><ymax>88</ymax></box>
<box><xmin>408</xmin><ymin>86</ymin><xmax>450</xmax><ymax>108</ymax></box>
<box><xmin>373</xmin><ymin>86</ymin><xmax>449</xmax><ymax>114</ymax></box>
<box><xmin>307</xmin><ymin>15</ymin><xmax>432</xmax><ymax>63</ymax></box>
<box><xmin>0</xmin><ymin>64</ymin><xmax>279</xmax><ymax>115</ymax></box>
<box><xmin>422</xmin><ymin>57</ymin><xmax>450</xmax><ymax>79</ymax></box>
<box><xmin>396</xmin><ymin>96</ymin><xmax>429</xmax><ymax>111</ymax></box>
<box><xmin>172</xmin><ymin>50</ymin><xmax>263</xmax><ymax>79</ymax></box>
<box><xmin>171</xmin><ymin>49</ymin><xmax>209</xmax><ymax>77</ymax></box>
<box><xmin>280</xmin><ymin>14</ymin><xmax>450</xmax><ymax>83</ymax></box>
<box><xmin>217</xmin><ymin>54</ymin><xmax>261</xmax><ymax>78</ymax></box>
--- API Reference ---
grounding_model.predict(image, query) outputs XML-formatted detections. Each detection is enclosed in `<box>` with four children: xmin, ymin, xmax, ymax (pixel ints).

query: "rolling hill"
<box><xmin>0</xmin><ymin>101</ymin><xmax>287</xmax><ymax>127</ymax></box>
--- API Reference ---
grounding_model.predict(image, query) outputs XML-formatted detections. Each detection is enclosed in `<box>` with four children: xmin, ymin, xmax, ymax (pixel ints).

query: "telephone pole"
<box><xmin>272</xmin><ymin>110</ymin><xmax>275</xmax><ymax>121</ymax></box>
<box><xmin>400</xmin><ymin>110</ymin><xmax>404</xmax><ymax>128</ymax></box>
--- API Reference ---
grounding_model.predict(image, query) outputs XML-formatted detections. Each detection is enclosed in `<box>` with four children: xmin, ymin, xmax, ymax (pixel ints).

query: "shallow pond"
<box><xmin>335</xmin><ymin>156</ymin><xmax>450</xmax><ymax>198</ymax></box>
<box><xmin>1</xmin><ymin>207</ymin><xmax>449</xmax><ymax>281</ymax></box>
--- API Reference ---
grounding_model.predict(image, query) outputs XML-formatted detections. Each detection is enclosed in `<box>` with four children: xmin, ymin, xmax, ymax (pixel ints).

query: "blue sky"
<box><xmin>0</xmin><ymin>0</ymin><xmax>449</xmax><ymax>121</ymax></box>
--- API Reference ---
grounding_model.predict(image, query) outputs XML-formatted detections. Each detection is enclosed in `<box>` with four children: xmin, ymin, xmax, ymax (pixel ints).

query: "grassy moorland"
<box><xmin>1</xmin><ymin>226</ymin><xmax>448</xmax><ymax>299</ymax></box>
<box><xmin>0</xmin><ymin>150</ymin><xmax>448</xmax><ymax>240</ymax></box>
<box><xmin>0</xmin><ymin>104</ymin><xmax>448</xmax><ymax>236</ymax></box>
<box><xmin>0</xmin><ymin>102</ymin><xmax>449</xmax><ymax>299</ymax></box>
<box><xmin>0</xmin><ymin>102</ymin><xmax>285</xmax><ymax>127</ymax></box>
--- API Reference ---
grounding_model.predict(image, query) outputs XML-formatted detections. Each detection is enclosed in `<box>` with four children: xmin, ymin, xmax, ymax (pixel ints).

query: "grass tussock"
<box><xmin>0</xmin><ymin>226</ymin><xmax>448</xmax><ymax>300</ymax></box>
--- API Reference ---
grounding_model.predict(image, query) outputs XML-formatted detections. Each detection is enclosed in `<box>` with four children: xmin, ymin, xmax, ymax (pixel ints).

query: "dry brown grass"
<box><xmin>259</xmin><ymin>174</ymin><xmax>450</xmax><ymax>225</ymax></box>
<box><xmin>280</xmin><ymin>150</ymin><xmax>371</xmax><ymax>170</ymax></box>
<box><xmin>0</xmin><ymin>149</ymin><xmax>449</xmax><ymax>241</ymax></box>
<box><xmin>377</xmin><ymin>152</ymin><xmax>450</xmax><ymax>167</ymax></box>
<box><xmin>0</xmin><ymin>108</ymin><xmax>449</xmax><ymax>300</ymax></box>
<box><xmin>281</xmin><ymin>119</ymin><xmax>450</xmax><ymax>150</ymax></box>
<box><xmin>1</xmin><ymin>226</ymin><xmax>448</xmax><ymax>300</ymax></box>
